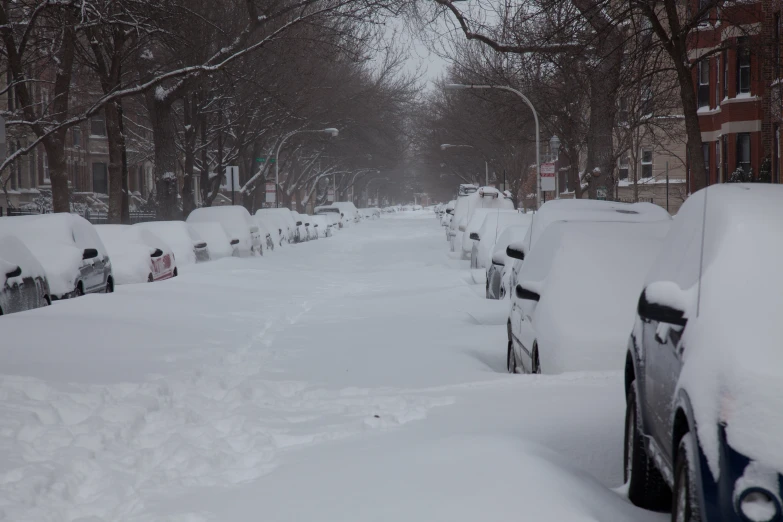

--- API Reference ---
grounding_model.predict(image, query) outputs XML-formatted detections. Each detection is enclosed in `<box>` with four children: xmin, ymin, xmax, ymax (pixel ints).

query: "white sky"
<box><xmin>386</xmin><ymin>12</ymin><xmax>452</xmax><ymax>88</ymax></box>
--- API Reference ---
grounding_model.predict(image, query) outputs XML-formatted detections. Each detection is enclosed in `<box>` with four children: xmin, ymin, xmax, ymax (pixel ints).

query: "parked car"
<box><xmin>459</xmin><ymin>183</ymin><xmax>478</xmax><ymax>196</ymax></box>
<box><xmin>188</xmin><ymin>221</ymin><xmax>236</xmax><ymax>259</ymax></box>
<box><xmin>504</xmin><ymin>199</ymin><xmax>672</xmax><ymax>375</ymax></box>
<box><xmin>0</xmin><ymin>234</ymin><xmax>51</xmax><ymax>315</ymax></box>
<box><xmin>135</xmin><ymin>221</ymin><xmax>209</xmax><ymax>265</ymax></box>
<box><xmin>485</xmin><ymin>224</ymin><xmax>528</xmax><ymax>300</ymax></box>
<box><xmin>186</xmin><ymin>206</ymin><xmax>262</xmax><ymax>256</ymax></box>
<box><xmin>321</xmin><ymin>212</ymin><xmax>341</xmax><ymax>231</ymax></box>
<box><xmin>255</xmin><ymin>208</ymin><xmax>296</xmax><ymax>245</ymax></box>
<box><xmin>331</xmin><ymin>202</ymin><xmax>361</xmax><ymax>224</ymax></box>
<box><xmin>623</xmin><ymin>184</ymin><xmax>783</xmax><ymax>522</ymax></box>
<box><xmin>452</xmin><ymin>187</ymin><xmax>514</xmax><ymax>256</ymax></box>
<box><xmin>0</xmin><ymin>213</ymin><xmax>113</xmax><ymax>299</ymax></box>
<box><xmin>463</xmin><ymin>208</ymin><xmax>519</xmax><ymax>266</ymax></box>
<box><xmin>315</xmin><ymin>205</ymin><xmax>343</xmax><ymax>229</ymax></box>
<box><xmin>508</xmin><ymin>220</ymin><xmax>670</xmax><ymax>375</ymax></box>
<box><xmin>474</xmin><ymin>211</ymin><xmax>531</xmax><ymax>271</ymax></box>
<box><xmin>309</xmin><ymin>215</ymin><xmax>332</xmax><ymax>237</ymax></box>
<box><xmin>96</xmin><ymin>225</ymin><xmax>177</xmax><ymax>284</ymax></box>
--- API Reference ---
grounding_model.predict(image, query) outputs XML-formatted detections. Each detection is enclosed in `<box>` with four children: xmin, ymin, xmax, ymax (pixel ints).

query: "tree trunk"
<box><xmin>45</xmin><ymin>137</ymin><xmax>70</xmax><ymax>213</ymax></box>
<box><xmin>118</xmin><ymin>101</ymin><xmax>130</xmax><ymax>223</ymax></box>
<box><xmin>105</xmin><ymin>101</ymin><xmax>124</xmax><ymax>223</ymax></box>
<box><xmin>674</xmin><ymin>55</ymin><xmax>706</xmax><ymax>192</ymax></box>
<box><xmin>146</xmin><ymin>95</ymin><xmax>179</xmax><ymax>219</ymax></box>
<box><xmin>182</xmin><ymin>95</ymin><xmax>197</xmax><ymax>217</ymax></box>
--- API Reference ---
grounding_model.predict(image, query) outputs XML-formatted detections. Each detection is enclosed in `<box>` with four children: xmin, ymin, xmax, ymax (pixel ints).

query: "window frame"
<box><xmin>736</xmin><ymin>37</ymin><xmax>751</xmax><ymax>95</ymax></box>
<box><xmin>90</xmin><ymin>113</ymin><xmax>107</xmax><ymax>137</ymax></box>
<box><xmin>641</xmin><ymin>149</ymin><xmax>653</xmax><ymax>178</ymax></box>
<box><xmin>736</xmin><ymin>133</ymin><xmax>751</xmax><ymax>174</ymax></box>
<box><xmin>92</xmin><ymin>162</ymin><xmax>108</xmax><ymax>195</ymax></box>
<box><xmin>698</xmin><ymin>59</ymin><xmax>711</xmax><ymax>108</ymax></box>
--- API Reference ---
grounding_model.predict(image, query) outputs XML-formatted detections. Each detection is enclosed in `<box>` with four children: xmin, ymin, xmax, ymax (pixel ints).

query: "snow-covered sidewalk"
<box><xmin>0</xmin><ymin>215</ymin><xmax>664</xmax><ymax>522</ymax></box>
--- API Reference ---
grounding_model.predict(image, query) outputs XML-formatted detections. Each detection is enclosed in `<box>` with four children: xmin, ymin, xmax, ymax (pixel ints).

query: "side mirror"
<box><xmin>296</xmin><ymin>221</ymin><xmax>303</xmax><ymax>226</ymax></box>
<box><xmin>469</xmin><ymin>232</ymin><xmax>479</xmax><ymax>241</ymax></box>
<box><xmin>82</xmin><ymin>248</ymin><xmax>99</xmax><ymax>260</ymax></box>
<box><xmin>515</xmin><ymin>284</ymin><xmax>540</xmax><ymax>302</ymax></box>
<box><xmin>150</xmin><ymin>248</ymin><xmax>164</xmax><ymax>258</ymax></box>
<box><xmin>5</xmin><ymin>265</ymin><xmax>21</xmax><ymax>278</ymax></box>
<box><xmin>230</xmin><ymin>239</ymin><xmax>240</xmax><ymax>246</ymax></box>
<box><xmin>193</xmin><ymin>241</ymin><xmax>207</xmax><ymax>249</ymax></box>
<box><xmin>506</xmin><ymin>244</ymin><xmax>525</xmax><ymax>261</ymax></box>
<box><xmin>314</xmin><ymin>224</ymin><xmax>319</xmax><ymax>227</ymax></box>
<box><xmin>446</xmin><ymin>209</ymin><xmax>453</xmax><ymax>214</ymax></box>
<box><xmin>638</xmin><ymin>282</ymin><xmax>688</xmax><ymax>327</ymax></box>
<box><xmin>491</xmin><ymin>251</ymin><xmax>505</xmax><ymax>266</ymax></box>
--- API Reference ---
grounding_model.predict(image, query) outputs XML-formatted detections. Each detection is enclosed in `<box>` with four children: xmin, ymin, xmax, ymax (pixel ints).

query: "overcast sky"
<box><xmin>386</xmin><ymin>12</ymin><xmax>453</xmax><ymax>88</ymax></box>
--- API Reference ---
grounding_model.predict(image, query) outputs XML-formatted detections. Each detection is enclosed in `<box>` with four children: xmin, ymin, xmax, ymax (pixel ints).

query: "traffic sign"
<box><xmin>541</xmin><ymin>162</ymin><xmax>556</xmax><ymax>191</ymax></box>
<box><xmin>265</xmin><ymin>181</ymin><xmax>276</xmax><ymax>203</ymax></box>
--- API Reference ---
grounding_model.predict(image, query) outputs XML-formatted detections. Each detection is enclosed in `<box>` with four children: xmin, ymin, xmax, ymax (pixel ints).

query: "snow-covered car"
<box><xmin>623</xmin><ymin>184</ymin><xmax>783</xmax><ymax>522</ymax></box>
<box><xmin>452</xmin><ymin>187</ymin><xmax>514</xmax><ymax>256</ymax></box>
<box><xmin>309</xmin><ymin>215</ymin><xmax>332</xmax><ymax>238</ymax></box>
<box><xmin>187</xmin><ymin>221</ymin><xmax>235</xmax><ymax>259</ymax></box>
<box><xmin>459</xmin><ymin>183</ymin><xmax>478</xmax><ymax>196</ymax></box>
<box><xmin>440</xmin><ymin>200</ymin><xmax>456</xmax><ymax>227</ymax></box>
<box><xmin>0</xmin><ymin>213</ymin><xmax>114</xmax><ymax>299</ymax></box>
<box><xmin>474</xmin><ymin>211</ymin><xmax>532</xmax><ymax>271</ymax></box>
<box><xmin>321</xmin><ymin>212</ymin><xmax>341</xmax><ymax>231</ymax></box>
<box><xmin>315</xmin><ymin>205</ymin><xmax>343</xmax><ymax>229</ymax></box>
<box><xmin>0</xmin><ymin>234</ymin><xmax>51</xmax><ymax>315</ymax></box>
<box><xmin>508</xmin><ymin>220</ymin><xmax>670</xmax><ymax>375</ymax></box>
<box><xmin>186</xmin><ymin>206</ymin><xmax>262</xmax><ymax>257</ymax></box>
<box><xmin>290</xmin><ymin>211</ymin><xmax>313</xmax><ymax>241</ymax></box>
<box><xmin>255</xmin><ymin>208</ymin><xmax>296</xmax><ymax>245</ymax></box>
<box><xmin>135</xmin><ymin>221</ymin><xmax>209</xmax><ymax>265</ymax></box>
<box><xmin>253</xmin><ymin>217</ymin><xmax>275</xmax><ymax>252</ymax></box>
<box><xmin>96</xmin><ymin>225</ymin><xmax>177</xmax><ymax>284</ymax></box>
<box><xmin>325</xmin><ymin>202</ymin><xmax>360</xmax><ymax>224</ymax></box>
<box><xmin>463</xmin><ymin>208</ymin><xmax>519</xmax><ymax>266</ymax></box>
<box><xmin>485</xmin><ymin>224</ymin><xmax>528</xmax><ymax>300</ymax></box>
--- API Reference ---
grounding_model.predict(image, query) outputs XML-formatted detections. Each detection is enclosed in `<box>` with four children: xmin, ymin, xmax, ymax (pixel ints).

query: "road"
<box><xmin>0</xmin><ymin>212</ymin><xmax>665</xmax><ymax>522</ymax></box>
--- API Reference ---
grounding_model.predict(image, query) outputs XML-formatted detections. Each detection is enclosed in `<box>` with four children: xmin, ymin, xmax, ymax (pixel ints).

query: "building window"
<box><xmin>715</xmin><ymin>55</ymin><xmax>720</xmax><ymax>105</ymax></box>
<box><xmin>641</xmin><ymin>150</ymin><xmax>653</xmax><ymax>178</ymax></box>
<box><xmin>722</xmin><ymin>49</ymin><xmax>728</xmax><ymax>99</ymax></box>
<box><xmin>92</xmin><ymin>162</ymin><xmax>108</xmax><ymax>194</ymax></box>
<box><xmin>737</xmin><ymin>37</ymin><xmax>751</xmax><ymax>95</ymax></box>
<box><xmin>721</xmin><ymin>135</ymin><xmax>728</xmax><ymax>182</ymax></box>
<box><xmin>698</xmin><ymin>60</ymin><xmax>710</xmax><ymax>108</ymax></box>
<box><xmin>716</xmin><ymin>138</ymin><xmax>721</xmax><ymax>183</ymax></box>
<box><xmin>618</xmin><ymin>97</ymin><xmax>628</xmax><ymax>124</ymax></box>
<box><xmin>72</xmin><ymin>126</ymin><xmax>81</xmax><ymax>148</ymax></box>
<box><xmin>702</xmin><ymin>143</ymin><xmax>710</xmax><ymax>185</ymax></box>
<box><xmin>619</xmin><ymin>156</ymin><xmax>629</xmax><ymax>180</ymax></box>
<box><xmin>90</xmin><ymin>113</ymin><xmax>107</xmax><ymax>137</ymax></box>
<box><xmin>736</xmin><ymin>133</ymin><xmax>751</xmax><ymax>174</ymax></box>
<box><xmin>641</xmin><ymin>87</ymin><xmax>654</xmax><ymax>116</ymax></box>
<box><xmin>698</xmin><ymin>0</ymin><xmax>710</xmax><ymax>24</ymax></box>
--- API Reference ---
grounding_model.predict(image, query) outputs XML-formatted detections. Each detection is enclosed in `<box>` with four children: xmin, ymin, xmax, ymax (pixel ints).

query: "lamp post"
<box><xmin>440</xmin><ymin>143</ymin><xmax>489</xmax><ymax>186</ymax></box>
<box><xmin>445</xmin><ymin>84</ymin><xmax>541</xmax><ymax>209</ymax></box>
<box><xmin>275</xmin><ymin>128</ymin><xmax>338</xmax><ymax>208</ymax></box>
<box><xmin>549</xmin><ymin>135</ymin><xmax>560</xmax><ymax>199</ymax></box>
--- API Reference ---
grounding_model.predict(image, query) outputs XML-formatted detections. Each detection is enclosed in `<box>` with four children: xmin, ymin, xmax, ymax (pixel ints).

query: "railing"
<box><xmin>617</xmin><ymin>197</ymin><xmax>654</xmax><ymax>204</ymax></box>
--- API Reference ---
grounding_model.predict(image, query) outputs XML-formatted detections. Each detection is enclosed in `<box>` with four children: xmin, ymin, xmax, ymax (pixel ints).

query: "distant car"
<box><xmin>452</xmin><ymin>187</ymin><xmax>514</xmax><ymax>257</ymax></box>
<box><xmin>320</xmin><ymin>212</ymin><xmax>341</xmax><ymax>231</ymax></box>
<box><xmin>0</xmin><ymin>234</ymin><xmax>51</xmax><ymax>315</ymax></box>
<box><xmin>96</xmin><ymin>225</ymin><xmax>177</xmax><ymax>284</ymax></box>
<box><xmin>188</xmin><ymin>221</ymin><xmax>235</xmax><ymax>259</ymax></box>
<box><xmin>508</xmin><ymin>220</ymin><xmax>670</xmax><ymax>375</ymax></box>
<box><xmin>485</xmin><ymin>224</ymin><xmax>528</xmax><ymax>300</ymax></box>
<box><xmin>315</xmin><ymin>205</ymin><xmax>345</xmax><ymax>228</ymax></box>
<box><xmin>464</xmin><ymin>208</ymin><xmax>519</xmax><ymax>266</ymax></box>
<box><xmin>0</xmin><ymin>213</ymin><xmax>114</xmax><ymax>299</ymax></box>
<box><xmin>255</xmin><ymin>208</ymin><xmax>296</xmax><ymax>245</ymax></box>
<box><xmin>330</xmin><ymin>202</ymin><xmax>361</xmax><ymax>224</ymax></box>
<box><xmin>187</xmin><ymin>206</ymin><xmax>262</xmax><ymax>256</ymax></box>
<box><xmin>291</xmin><ymin>211</ymin><xmax>313</xmax><ymax>241</ymax></box>
<box><xmin>624</xmin><ymin>184</ymin><xmax>783</xmax><ymax>522</ymax></box>
<box><xmin>135</xmin><ymin>221</ymin><xmax>208</xmax><ymax>265</ymax></box>
<box><xmin>309</xmin><ymin>215</ymin><xmax>332</xmax><ymax>237</ymax></box>
<box><xmin>459</xmin><ymin>184</ymin><xmax>479</xmax><ymax>196</ymax></box>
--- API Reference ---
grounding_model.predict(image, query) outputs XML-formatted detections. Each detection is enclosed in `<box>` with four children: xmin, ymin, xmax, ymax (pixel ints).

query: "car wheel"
<box><xmin>672</xmin><ymin>433</ymin><xmax>701</xmax><ymax>522</ymax></box>
<box><xmin>531</xmin><ymin>344</ymin><xmax>541</xmax><ymax>374</ymax></box>
<box><xmin>625</xmin><ymin>382</ymin><xmax>671</xmax><ymax>511</ymax></box>
<box><xmin>148</xmin><ymin>273</ymin><xmax>154</xmax><ymax>283</ymax></box>
<box><xmin>75</xmin><ymin>283</ymin><xmax>85</xmax><ymax>297</ymax></box>
<box><xmin>105</xmin><ymin>278</ymin><xmax>114</xmax><ymax>293</ymax></box>
<box><xmin>486</xmin><ymin>278</ymin><xmax>490</xmax><ymax>299</ymax></box>
<box><xmin>173</xmin><ymin>268</ymin><xmax>178</xmax><ymax>277</ymax></box>
<box><xmin>507</xmin><ymin>340</ymin><xmax>518</xmax><ymax>374</ymax></box>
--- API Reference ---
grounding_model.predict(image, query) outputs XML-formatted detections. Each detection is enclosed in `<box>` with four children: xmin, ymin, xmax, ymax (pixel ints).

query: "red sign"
<box><xmin>540</xmin><ymin>163</ymin><xmax>556</xmax><ymax>177</ymax></box>
<box><xmin>265</xmin><ymin>182</ymin><xmax>276</xmax><ymax>203</ymax></box>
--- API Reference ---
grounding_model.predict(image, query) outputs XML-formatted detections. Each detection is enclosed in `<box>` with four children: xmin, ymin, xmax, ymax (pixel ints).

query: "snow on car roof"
<box><xmin>0</xmin><ymin>234</ymin><xmax>46</xmax><ymax>287</ymax></box>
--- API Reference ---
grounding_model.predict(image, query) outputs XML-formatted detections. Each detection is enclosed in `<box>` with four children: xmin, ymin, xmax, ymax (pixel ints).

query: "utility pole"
<box><xmin>666</xmin><ymin>161</ymin><xmax>670</xmax><ymax>213</ymax></box>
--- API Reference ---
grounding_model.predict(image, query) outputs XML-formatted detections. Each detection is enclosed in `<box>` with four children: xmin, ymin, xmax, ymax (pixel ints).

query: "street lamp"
<box><xmin>440</xmin><ymin>143</ymin><xmax>489</xmax><ymax>186</ymax></box>
<box><xmin>444</xmin><ymin>83</ymin><xmax>541</xmax><ymax>209</ymax></box>
<box><xmin>275</xmin><ymin>128</ymin><xmax>339</xmax><ymax>208</ymax></box>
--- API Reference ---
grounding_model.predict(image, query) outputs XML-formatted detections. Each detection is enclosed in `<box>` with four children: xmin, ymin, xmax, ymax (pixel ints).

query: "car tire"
<box><xmin>672</xmin><ymin>433</ymin><xmax>701</xmax><ymax>522</ymax></box>
<box><xmin>75</xmin><ymin>283</ymin><xmax>85</xmax><ymax>297</ymax></box>
<box><xmin>105</xmin><ymin>279</ymin><xmax>114</xmax><ymax>293</ymax></box>
<box><xmin>507</xmin><ymin>340</ymin><xmax>518</xmax><ymax>374</ymax></box>
<box><xmin>531</xmin><ymin>344</ymin><xmax>541</xmax><ymax>374</ymax></box>
<box><xmin>624</xmin><ymin>382</ymin><xmax>671</xmax><ymax>511</ymax></box>
<box><xmin>148</xmin><ymin>273</ymin><xmax>154</xmax><ymax>283</ymax></box>
<box><xmin>173</xmin><ymin>268</ymin><xmax>178</xmax><ymax>277</ymax></box>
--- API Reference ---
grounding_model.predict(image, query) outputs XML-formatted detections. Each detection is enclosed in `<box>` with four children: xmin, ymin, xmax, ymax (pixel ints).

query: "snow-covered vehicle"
<box><xmin>463</xmin><ymin>208</ymin><xmax>518</xmax><ymax>266</ymax></box>
<box><xmin>315</xmin><ymin>205</ymin><xmax>343</xmax><ymax>229</ymax></box>
<box><xmin>186</xmin><ymin>206</ymin><xmax>262</xmax><ymax>257</ymax></box>
<box><xmin>290</xmin><ymin>211</ymin><xmax>314</xmax><ymax>241</ymax></box>
<box><xmin>0</xmin><ymin>234</ymin><xmax>51</xmax><ymax>315</ymax></box>
<box><xmin>309</xmin><ymin>215</ymin><xmax>332</xmax><ymax>238</ymax></box>
<box><xmin>474</xmin><ymin>211</ymin><xmax>531</xmax><ymax>270</ymax></box>
<box><xmin>624</xmin><ymin>184</ymin><xmax>783</xmax><ymax>522</ymax></box>
<box><xmin>486</xmin><ymin>225</ymin><xmax>528</xmax><ymax>300</ymax></box>
<box><xmin>0</xmin><ymin>213</ymin><xmax>114</xmax><ymax>299</ymax></box>
<box><xmin>451</xmin><ymin>187</ymin><xmax>514</xmax><ymax>257</ymax></box>
<box><xmin>187</xmin><ymin>221</ymin><xmax>236</xmax><ymax>259</ymax></box>
<box><xmin>508</xmin><ymin>220</ymin><xmax>670</xmax><ymax>375</ymax></box>
<box><xmin>135</xmin><ymin>221</ymin><xmax>208</xmax><ymax>265</ymax></box>
<box><xmin>321</xmin><ymin>212</ymin><xmax>341</xmax><ymax>231</ymax></box>
<box><xmin>96</xmin><ymin>225</ymin><xmax>177</xmax><ymax>284</ymax></box>
<box><xmin>322</xmin><ymin>202</ymin><xmax>360</xmax><ymax>225</ymax></box>
<box><xmin>359</xmin><ymin>208</ymin><xmax>380</xmax><ymax>220</ymax></box>
<box><xmin>459</xmin><ymin>183</ymin><xmax>478</xmax><ymax>196</ymax></box>
<box><xmin>255</xmin><ymin>208</ymin><xmax>296</xmax><ymax>245</ymax></box>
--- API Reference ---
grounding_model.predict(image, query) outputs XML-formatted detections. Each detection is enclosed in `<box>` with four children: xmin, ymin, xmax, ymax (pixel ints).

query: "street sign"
<box><xmin>596</xmin><ymin>186</ymin><xmax>607</xmax><ymax>201</ymax></box>
<box><xmin>265</xmin><ymin>181</ymin><xmax>276</xmax><ymax>203</ymax></box>
<box><xmin>221</xmin><ymin>166</ymin><xmax>239</xmax><ymax>191</ymax></box>
<box><xmin>541</xmin><ymin>162</ymin><xmax>556</xmax><ymax>192</ymax></box>
<box><xmin>327</xmin><ymin>187</ymin><xmax>335</xmax><ymax>202</ymax></box>
<box><xmin>255</xmin><ymin>157</ymin><xmax>275</xmax><ymax>163</ymax></box>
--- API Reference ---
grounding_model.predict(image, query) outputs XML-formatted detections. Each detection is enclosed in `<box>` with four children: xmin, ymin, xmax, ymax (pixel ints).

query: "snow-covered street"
<box><xmin>0</xmin><ymin>213</ymin><xmax>664</xmax><ymax>522</ymax></box>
